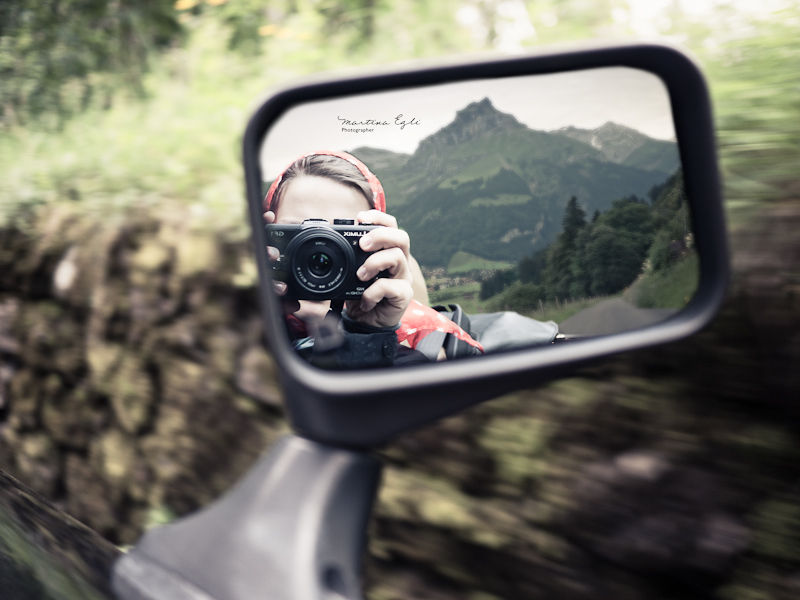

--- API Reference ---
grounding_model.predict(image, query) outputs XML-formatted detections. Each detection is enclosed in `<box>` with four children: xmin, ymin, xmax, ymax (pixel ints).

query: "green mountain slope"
<box><xmin>623</xmin><ymin>138</ymin><xmax>680</xmax><ymax>173</ymax></box>
<box><xmin>348</xmin><ymin>146</ymin><xmax>410</xmax><ymax>174</ymax></box>
<box><xmin>358</xmin><ymin>99</ymin><xmax>680</xmax><ymax>267</ymax></box>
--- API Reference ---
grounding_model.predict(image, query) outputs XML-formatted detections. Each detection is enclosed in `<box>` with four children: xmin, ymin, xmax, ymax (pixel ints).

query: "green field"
<box><xmin>428</xmin><ymin>282</ymin><xmax>481</xmax><ymax>305</ymax></box>
<box><xmin>626</xmin><ymin>254</ymin><xmax>699</xmax><ymax>309</ymax></box>
<box><xmin>469</xmin><ymin>194</ymin><xmax>532</xmax><ymax>207</ymax></box>
<box><xmin>447</xmin><ymin>251</ymin><xmax>513</xmax><ymax>274</ymax></box>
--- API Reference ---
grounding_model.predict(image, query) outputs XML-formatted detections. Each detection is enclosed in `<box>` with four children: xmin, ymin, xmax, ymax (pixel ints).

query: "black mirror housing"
<box><xmin>243</xmin><ymin>43</ymin><xmax>728</xmax><ymax>448</ymax></box>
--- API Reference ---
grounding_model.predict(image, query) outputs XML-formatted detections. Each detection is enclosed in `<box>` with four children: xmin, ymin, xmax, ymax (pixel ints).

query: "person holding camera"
<box><xmin>264</xmin><ymin>150</ymin><xmax>482</xmax><ymax>368</ymax></box>
<box><xmin>263</xmin><ymin>151</ymin><xmax>431</xmax><ymax>368</ymax></box>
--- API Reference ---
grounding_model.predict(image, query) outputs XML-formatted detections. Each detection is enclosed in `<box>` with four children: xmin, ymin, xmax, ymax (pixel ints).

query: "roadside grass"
<box><xmin>626</xmin><ymin>254</ymin><xmax>699</xmax><ymax>310</ymax></box>
<box><xmin>427</xmin><ymin>278</ymin><xmax>612</xmax><ymax>325</ymax></box>
<box><xmin>531</xmin><ymin>296</ymin><xmax>611</xmax><ymax>324</ymax></box>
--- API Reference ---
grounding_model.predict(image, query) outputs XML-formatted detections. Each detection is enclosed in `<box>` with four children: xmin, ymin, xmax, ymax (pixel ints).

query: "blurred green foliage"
<box><xmin>699</xmin><ymin>7</ymin><xmax>800</xmax><ymax>208</ymax></box>
<box><xmin>1</xmin><ymin>1</ymin><xmax>796</xmax><ymax>235</ymax></box>
<box><xmin>0</xmin><ymin>0</ymin><xmax>182</xmax><ymax>127</ymax></box>
<box><xmin>0</xmin><ymin>0</ymin><xmax>476</xmax><ymax>231</ymax></box>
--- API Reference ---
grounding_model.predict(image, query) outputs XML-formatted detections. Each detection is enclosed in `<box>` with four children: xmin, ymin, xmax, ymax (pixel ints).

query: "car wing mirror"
<box><xmin>110</xmin><ymin>43</ymin><xmax>729</xmax><ymax>600</ymax></box>
<box><xmin>243</xmin><ymin>43</ymin><xmax>728</xmax><ymax>448</ymax></box>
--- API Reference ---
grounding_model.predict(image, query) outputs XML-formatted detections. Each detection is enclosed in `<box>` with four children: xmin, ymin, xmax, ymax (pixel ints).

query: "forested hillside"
<box><xmin>476</xmin><ymin>171</ymin><xmax>695</xmax><ymax>316</ymax></box>
<box><xmin>540</xmin><ymin>171</ymin><xmax>691</xmax><ymax>300</ymax></box>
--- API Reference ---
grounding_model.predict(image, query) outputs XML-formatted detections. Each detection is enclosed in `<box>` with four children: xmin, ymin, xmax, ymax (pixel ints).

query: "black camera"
<box><xmin>265</xmin><ymin>219</ymin><xmax>384</xmax><ymax>300</ymax></box>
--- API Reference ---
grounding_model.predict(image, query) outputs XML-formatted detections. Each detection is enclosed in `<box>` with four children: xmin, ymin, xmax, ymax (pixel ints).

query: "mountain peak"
<box><xmin>556</xmin><ymin>122</ymin><xmax>651</xmax><ymax>163</ymax></box>
<box><xmin>403</xmin><ymin>98</ymin><xmax>523</xmax><ymax>173</ymax></box>
<box><xmin>450</xmin><ymin>97</ymin><xmax>520</xmax><ymax>130</ymax></box>
<box><xmin>458</xmin><ymin>97</ymin><xmax>495</xmax><ymax>114</ymax></box>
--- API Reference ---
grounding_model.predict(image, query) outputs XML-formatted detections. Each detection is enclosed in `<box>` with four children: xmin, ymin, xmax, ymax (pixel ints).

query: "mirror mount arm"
<box><xmin>112</xmin><ymin>435</ymin><xmax>382</xmax><ymax>600</ymax></box>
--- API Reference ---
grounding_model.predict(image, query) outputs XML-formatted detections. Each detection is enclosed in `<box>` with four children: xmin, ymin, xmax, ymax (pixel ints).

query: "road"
<box><xmin>558</xmin><ymin>297</ymin><xmax>678</xmax><ymax>336</ymax></box>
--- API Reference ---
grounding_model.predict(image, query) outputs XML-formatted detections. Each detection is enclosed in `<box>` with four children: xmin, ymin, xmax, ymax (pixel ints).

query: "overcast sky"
<box><xmin>260</xmin><ymin>66</ymin><xmax>675</xmax><ymax>179</ymax></box>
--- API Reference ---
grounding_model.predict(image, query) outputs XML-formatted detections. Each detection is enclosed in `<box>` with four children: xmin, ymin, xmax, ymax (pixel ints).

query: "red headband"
<box><xmin>264</xmin><ymin>150</ymin><xmax>386</xmax><ymax>214</ymax></box>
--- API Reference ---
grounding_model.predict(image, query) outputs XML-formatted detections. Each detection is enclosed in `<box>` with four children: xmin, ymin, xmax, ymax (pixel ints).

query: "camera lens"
<box><xmin>308</xmin><ymin>252</ymin><xmax>332</xmax><ymax>277</ymax></box>
<box><xmin>284</xmin><ymin>227</ymin><xmax>356</xmax><ymax>299</ymax></box>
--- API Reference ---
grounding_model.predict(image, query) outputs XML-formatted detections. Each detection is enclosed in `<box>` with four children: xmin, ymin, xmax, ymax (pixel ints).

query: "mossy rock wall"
<box><xmin>0</xmin><ymin>207</ymin><xmax>287</xmax><ymax>545</ymax></box>
<box><xmin>1</xmin><ymin>204</ymin><xmax>800</xmax><ymax>599</ymax></box>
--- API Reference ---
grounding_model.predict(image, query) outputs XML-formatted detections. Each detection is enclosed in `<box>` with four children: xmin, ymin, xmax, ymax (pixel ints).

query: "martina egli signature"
<box><xmin>337</xmin><ymin>115</ymin><xmax>420</xmax><ymax>131</ymax></box>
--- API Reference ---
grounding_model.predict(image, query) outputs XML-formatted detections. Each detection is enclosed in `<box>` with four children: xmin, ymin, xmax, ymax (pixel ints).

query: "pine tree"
<box><xmin>561</xmin><ymin>196</ymin><xmax>587</xmax><ymax>247</ymax></box>
<box><xmin>543</xmin><ymin>196</ymin><xmax>587</xmax><ymax>300</ymax></box>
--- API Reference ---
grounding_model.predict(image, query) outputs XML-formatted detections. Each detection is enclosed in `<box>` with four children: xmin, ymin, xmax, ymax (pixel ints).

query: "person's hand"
<box><xmin>263</xmin><ymin>210</ymin><xmax>304</xmax><ymax>317</ymax></box>
<box><xmin>263</xmin><ymin>209</ymin><xmax>286</xmax><ymax>296</ymax></box>
<box><xmin>345</xmin><ymin>210</ymin><xmax>413</xmax><ymax>328</ymax></box>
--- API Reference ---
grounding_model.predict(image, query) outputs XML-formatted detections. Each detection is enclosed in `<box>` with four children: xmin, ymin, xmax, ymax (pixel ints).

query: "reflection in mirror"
<box><xmin>259</xmin><ymin>67</ymin><xmax>696</xmax><ymax>370</ymax></box>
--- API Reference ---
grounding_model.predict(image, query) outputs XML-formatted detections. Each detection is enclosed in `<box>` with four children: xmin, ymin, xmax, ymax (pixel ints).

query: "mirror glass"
<box><xmin>258</xmin><ymin>66</ymin><xmax>696</xmax><ymax>369</ymax></box>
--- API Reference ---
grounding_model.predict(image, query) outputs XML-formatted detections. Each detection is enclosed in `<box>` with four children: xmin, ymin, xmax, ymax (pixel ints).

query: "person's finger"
<box><xmin>357</xmin><ymin>210</ymin><xmax>397</xmax><ymax>229</ymax></box>
<box><xmin>263</xmin><ymin>210</ymin><xmax>276</xmax><ymax>224</ymax></box>
<box><xmin>267</xmin><ymin>246</ymin><xmax>280</xmax><ymax>262</ymax></box>
<box><xmin>357</xmin><ymin>247</ymin><xmax>410</xmax><ymax>282</ymax></box>
<box><xmin>358</xmin><ymin>278</ymin><xmax>412</xmax><ymax>314</ymax></box>
<box><xmin>273</xmin><ymin>280</ymin><xmax>288</xmax><ymax>296</ymax></box>
<box><xmin>359</xmin><ymin>226</ymin><xmax>410</xmax><ymax>258</ymax></box>
<box><xmin>281</xmin><ymin>298</ymin><xmax>301</xmax><ymax>315</ymax></box>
